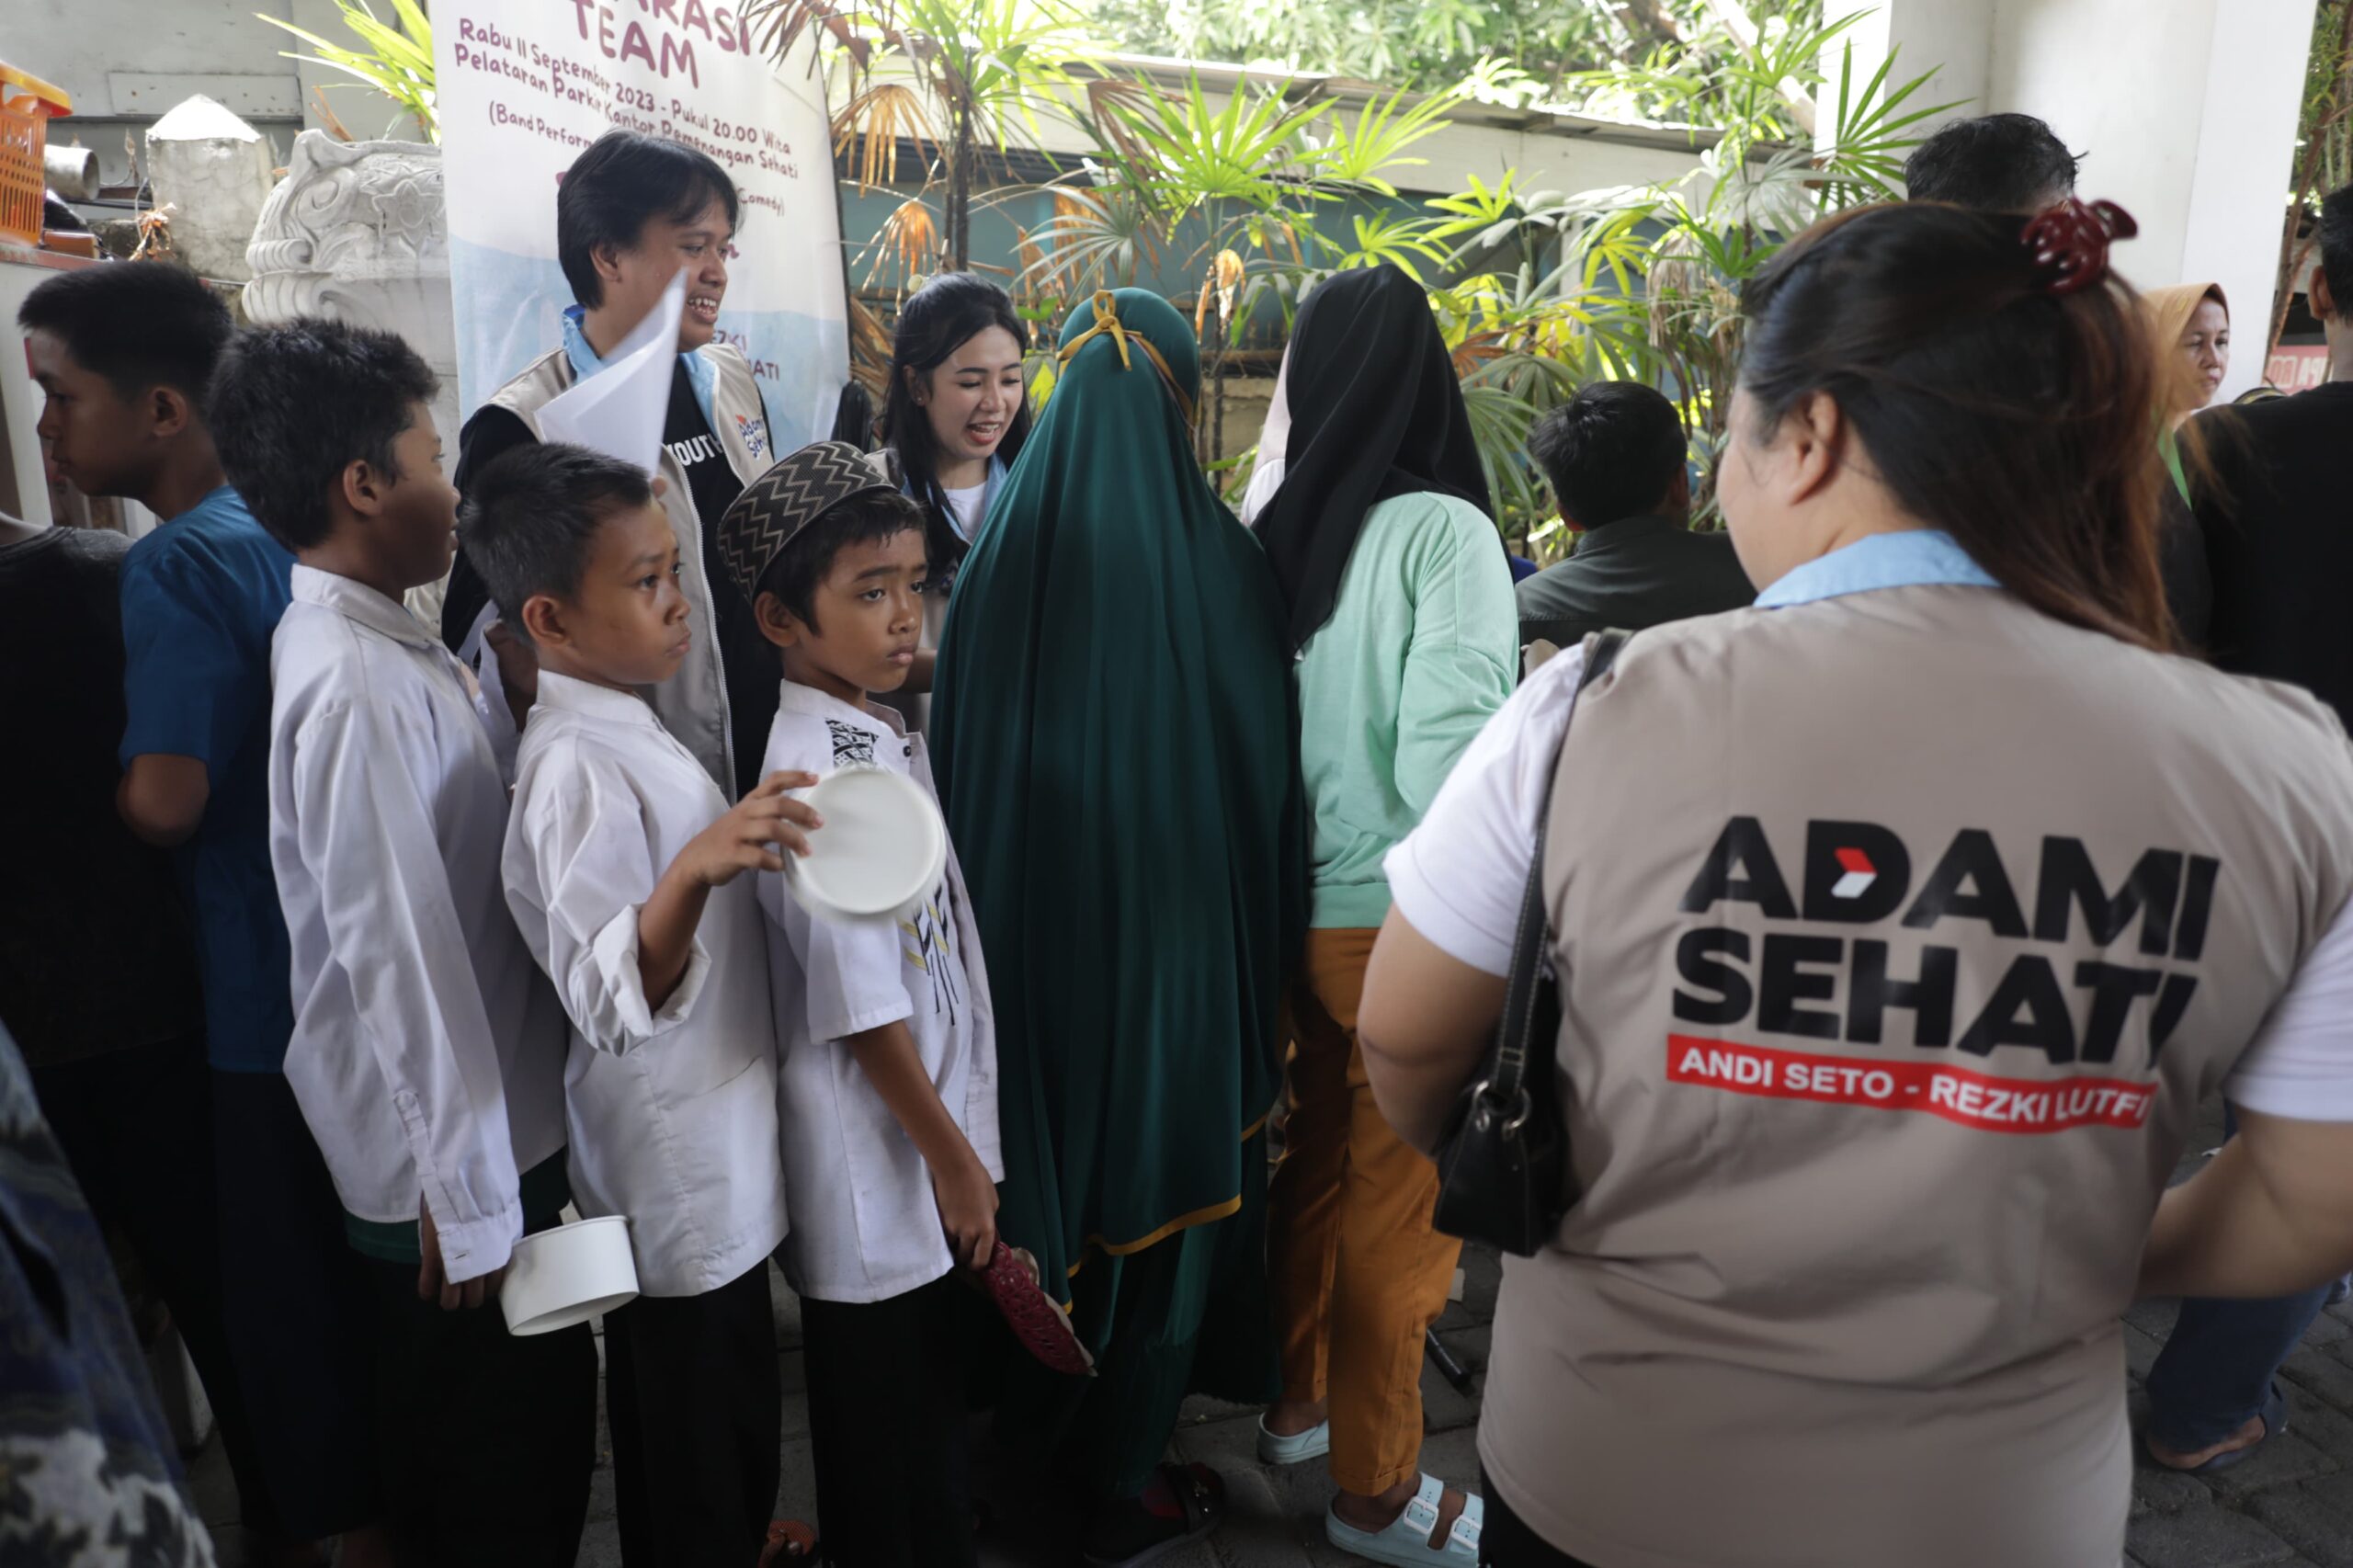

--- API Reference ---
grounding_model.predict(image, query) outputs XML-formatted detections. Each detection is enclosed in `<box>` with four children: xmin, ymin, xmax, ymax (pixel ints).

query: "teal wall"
<box><xmin>835</xmin><ymin>172</ymin><xmax>1474</xmax><ymax>349</ymax></box>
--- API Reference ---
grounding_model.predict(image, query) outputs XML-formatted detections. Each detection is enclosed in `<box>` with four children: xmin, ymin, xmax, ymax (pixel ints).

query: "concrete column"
<box><xmin>1994</xmin><ymin>0</ymin><xmax>2316</xmax><ymax>396</ymax></box>
<box><xmin>2176</xmin><ymin>0</ymin><xmax>2320</xmax><ymax>388</ymax></box>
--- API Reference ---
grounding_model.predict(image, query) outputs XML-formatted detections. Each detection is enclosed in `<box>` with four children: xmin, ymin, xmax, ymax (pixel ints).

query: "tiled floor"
<box><xmin>188</xmin><ymin>1245</ymin><xmax>1500</xmax><ymax>1568</ymax></box>
<box><xmin>191</xmin><ymin>1096</ymin><xmax>2353</xmax><ymax>1566</ymax></box>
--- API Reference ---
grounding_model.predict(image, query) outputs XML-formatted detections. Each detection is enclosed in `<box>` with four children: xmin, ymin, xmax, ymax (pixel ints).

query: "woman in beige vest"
<box><xmin>1354</xmin><ymin>199</ymin><xmax>2353</xmax><ymax>1568</ymax></box>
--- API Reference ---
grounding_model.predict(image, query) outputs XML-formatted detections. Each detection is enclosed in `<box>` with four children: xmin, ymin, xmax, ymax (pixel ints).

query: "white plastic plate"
<box><xmin>783</xmin><ymin>764</ymin><xmax>948</xmax><ymax>924</ymax></box>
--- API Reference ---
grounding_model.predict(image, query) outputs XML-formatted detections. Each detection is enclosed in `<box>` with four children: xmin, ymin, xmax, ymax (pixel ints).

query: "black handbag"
<box><xmin>1431</xmin><ymin>628</ymin><xmax>1627</xmax><ymax>1256</ymax></box>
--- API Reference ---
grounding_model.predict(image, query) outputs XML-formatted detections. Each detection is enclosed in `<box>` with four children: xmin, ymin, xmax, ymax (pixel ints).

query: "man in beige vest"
<box><xmin>438</xmin><ymin>131</ymin><xmax>779</xmax><ymax>801</ymax></box>
<box><xmin>1352</xmin><ymin>199</ymin><xmax>2353</xmax><ymax>1568</ymax></box>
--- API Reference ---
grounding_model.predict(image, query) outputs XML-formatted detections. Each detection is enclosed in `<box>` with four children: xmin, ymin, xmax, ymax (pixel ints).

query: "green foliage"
<box><xmin>1096</xmin><ymin>75</ymin><xmax>1335</xmax><ymax>211</ymax></box>
<box><xmin>1074</xmin><ymin>0</ymin><xmax>1832</xmax><ymax>128</ymax></box>
<box><xmin>1492</xmin><ymin>25</ymin><xmax>1952</xmax><ymax>529</ymax></box>
<box><xmin>760</xmin><ymin>0</ymin><xmax>1098</xmax><ymax>272</ymax></box>
<box><xmin>785</xmin><ymin>0</ymin><xmax>1941</xmax><ymax>550</ymax></box>
<box><xmin>258</xmin><ymin>0</ymin><xmax>436</xmax><ymax>141</ymax></box>
<box><xmin>2263</xmin><ymin>0</ymin><xmax>2352</xmax><ymax>356</ymax></box>
<box><xmin>2300</xmin><ymin>0</ymin><xmax>2353</xmax><ymax>201</ymax></box>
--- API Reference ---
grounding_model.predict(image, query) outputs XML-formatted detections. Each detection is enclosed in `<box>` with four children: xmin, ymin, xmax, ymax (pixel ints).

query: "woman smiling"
<box><xmin>875</xmin><ymin>272</ymin><xmax>1033</xmax><ymax>729</ymax></box>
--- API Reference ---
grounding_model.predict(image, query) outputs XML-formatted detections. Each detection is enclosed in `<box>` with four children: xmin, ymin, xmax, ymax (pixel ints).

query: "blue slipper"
<box><xmin>2144</xmin><ymin>1382</ymin><xmax>2289</xmax><ymax>1476</ymax></box>
<box><xmin>1256</xmin><ymin>1415</ymin><xmax>1330</xmax><ymax>1465</ymax></box>
<box><xmin>1325</xmin><ymin>1474</ymin><xmax>1481</xmax><ymax>1565</ymax></box>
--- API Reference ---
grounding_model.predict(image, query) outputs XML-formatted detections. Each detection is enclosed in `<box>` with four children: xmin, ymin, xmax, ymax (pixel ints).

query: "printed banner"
<box><xmin>2266</xmin><ymin>343</ymin><xmax>2331</xmax><ymax>394</ymax></box>
<box><xmin>433</xmin><ymin>0</ymin><xmax>847</xmax><ymax>447</ymax></box>
<box><xmin>1665</xmin><ymin>1035</ymin><xmax>2157</xmax><ymax>1134</ymax></box>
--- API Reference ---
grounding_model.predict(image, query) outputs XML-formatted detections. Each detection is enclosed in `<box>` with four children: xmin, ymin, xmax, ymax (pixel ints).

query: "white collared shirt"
<box><xmin>758</xmin><ymin>681</ymin><xmax>1002</xmax><ymax>1303</ymax></box>
<box><xmin>503</xmin><ymin>670</ymin><xmax>788</xmax><ymax>1296</ymax></box>
<box><xmin>268</xmin><ymin>565</ymin><xmax>570</xmax><ymax>1283</ymax></box>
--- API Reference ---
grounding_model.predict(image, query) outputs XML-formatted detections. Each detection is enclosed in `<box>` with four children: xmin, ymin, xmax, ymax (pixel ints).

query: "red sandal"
<box><xmin>977</xmin><ymin>1239</ymin><xmax>1096</xmax><ymax>1377</ymax></box>
<box><xmin>758</xmin><ymin>1518</ymin><xmax>818</xmax><ymax>1563</ymax></box>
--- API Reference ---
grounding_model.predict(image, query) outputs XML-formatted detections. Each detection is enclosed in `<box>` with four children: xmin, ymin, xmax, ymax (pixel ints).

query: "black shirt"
<box><xmin>1513</xmin><ymin>514</ymin><xmax>1757</xmax><ymax>648</ymax></box>
<box><xmin>0</xmin><ymin>527</ymin><xmax>201</xmax><ymax>1067</ymax></box>
<box><xmin>2156</xmin><ymin>472</ymin><xmax>2211</xmax><ymax>650</ymax></box>
<box><xmin>441</xmin><ymin>403</ymin><xmax>534</xmax><ymax>657</ymax></box>
<box><xmin>442</xmin><ymin>363</ymin><xmax>779</xmax><ymax>799</ymax></box>
<box><xmin>2198</xmin><ymin>383</ymin><xmax>2353</xmax><ymax>724</ymax></box>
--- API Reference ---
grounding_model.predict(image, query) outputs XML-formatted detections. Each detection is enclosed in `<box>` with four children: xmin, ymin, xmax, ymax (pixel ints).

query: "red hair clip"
<box><xmin>2022</xmin><ymin>199</ymin><xmax>2138</xmax><ymax>297</ymax></box>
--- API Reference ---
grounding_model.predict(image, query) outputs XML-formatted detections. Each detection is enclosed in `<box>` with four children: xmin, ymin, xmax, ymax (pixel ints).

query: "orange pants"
<box><xmin>1268</xmin><ymin>926</ymin><xmax>1463</xmax><ymax>1495</ymax></box>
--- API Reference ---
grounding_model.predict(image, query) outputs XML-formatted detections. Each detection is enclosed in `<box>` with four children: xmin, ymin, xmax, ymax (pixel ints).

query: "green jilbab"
<box><xmin>931</xmin><ymin>290</ymin><xmax>1303</xmax><ymax>1498</ymax></box>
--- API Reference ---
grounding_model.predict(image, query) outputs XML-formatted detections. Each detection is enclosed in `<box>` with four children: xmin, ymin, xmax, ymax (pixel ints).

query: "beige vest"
<box><xmin>864</xmin><ymin>446</ymin><xmax>945</xmax><ymax>733</ymax></box>
<box><xmin>1484</xmin><ymin>585</ymin><xmax>2353</xmax><ymax>1568</ymax></box>
<box><xmin>488</xmin><ymin>343</ymin><xmax>771</xmax><ymax>797</ymax></box>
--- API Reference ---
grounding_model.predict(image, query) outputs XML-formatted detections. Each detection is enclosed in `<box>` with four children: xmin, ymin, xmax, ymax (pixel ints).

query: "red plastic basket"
<box><xmin>0</xmin><ymin>64</ymin><xmax>73</xmax><ymax>248</ymax></box>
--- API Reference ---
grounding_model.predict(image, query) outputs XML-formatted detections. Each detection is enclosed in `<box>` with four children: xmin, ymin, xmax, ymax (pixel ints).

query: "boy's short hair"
<box><xmin>1529</xmin><ymin>382</ymin><xmax>1688</xmax><ymax>531</ymax></box>
<box><xmin>16</xmin><ymin>262</ymin><xmax>233</xmax><ymax>401</ymax></box>
<box><xmin>558</xmin><ymin>131</ymin><xmax>740</xmax><ymax>310</ymax></box>
<box><xmin>755</xmin><ymin>490</ymin><xmax>926</xmax><ymax>631</ymax></box>
<box><xmin>207</xmin><ymin>318</ymin><xmax>438</xmax><ymax>552</ymax></box>
<box><xmin>460</xmin><ymin>443</ymin><xmax>656</xmax><ymax>642</ymax></box>
<box><xmin>1903</xmin><ymin>114</ymin><xmax>2080</xmax><ymax>215</ymax></box>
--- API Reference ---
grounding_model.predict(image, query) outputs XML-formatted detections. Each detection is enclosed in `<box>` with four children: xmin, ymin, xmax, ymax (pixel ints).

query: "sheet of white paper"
<box><xmin>533</xmin><ymin>269</ymin><xmax>687</xmax><ymax>474</ymax></box>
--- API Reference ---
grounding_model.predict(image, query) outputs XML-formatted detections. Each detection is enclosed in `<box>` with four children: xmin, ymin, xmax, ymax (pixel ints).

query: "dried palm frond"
<box><xmin>871</xmin><ymin>197</ymin><xmax>942</xmax><ymax>290</ymax></box>
<box><xmin>835</xmin><ymin>81</ymin><xmax>937</xmax><ymax>189</ymax></box>
<box><xmin>1194</xmin><ymin>248</ymin><xmax>1244</xmax><ymax>335</ymax></box>
<box><xmin>1011</xmin><ymin>226</ymin><xmax>1051</xmax><ymax>312</ymax></box>
<box><xmin>1020</xmin><ymin>181</ymin><xmax>1165</xmax><ymax>298</ymax></box>
<box><xmin>1211</xmin><ymin>248</ymin><xmax>1245</xmax><ymax>312</ymax></box>
<box><xmin>846</xmin><ymin>293</ymin><xmax>895</xmax><ymax>397</ymax></box>
<box><xmin>1084</xmin><ymin>78</ymin><xmax>1165</xmax><ymax>185</ymax></box>
<box><xmin>1449</xmin><ymin>328</ymin><xmax>1507</xmax><ymax>379</ymax></box>
<box><xmin>1643</xmin><ymin>225</ymin><xmax>1703</xmax><ymax>354</ymax></box>
<box><xmin>744</xmin><ymin>0</ymin><xmax>870</xmax><ymax>73</ymax></box>
<box><xmin>131</xmin><ymin>204</ymin><xmax>179</xmax><ymax>264</ymax></box>
<box><xmin>311</xmin><ymin>85</ymin><xmax>356</xmax><ymax>142</ymax></box>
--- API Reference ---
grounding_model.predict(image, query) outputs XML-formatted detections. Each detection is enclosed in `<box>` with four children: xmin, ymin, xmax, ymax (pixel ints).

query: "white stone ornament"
<box><xmin>145</xmin><ymin>95</ymin><xmax>279</xmax><ymax>282</ymax></box>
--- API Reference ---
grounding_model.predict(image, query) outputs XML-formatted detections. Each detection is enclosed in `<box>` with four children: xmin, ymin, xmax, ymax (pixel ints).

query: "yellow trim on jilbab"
<box><xmin>1058</xmin><ymin>290</ymin><xmax>1199</xmax><ymax>427</ymax></box>
<box><xmin>1058</xmin><ymin>1119</ymin><xmax>1269</xmax><ymax>1289</ymax></box>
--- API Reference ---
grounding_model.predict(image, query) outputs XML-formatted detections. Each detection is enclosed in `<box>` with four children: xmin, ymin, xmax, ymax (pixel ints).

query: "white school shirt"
<box><xmin>757</xmin><ymin>682</ymin><xmax>1003</xmax><ymax>1303</ymax></box>
<box><xmin>502</xmin><ymin>671</ymin><xmax>789</xmax><ymax>1297</ymax></box>
<box><xmin>943</xmin><ymin>483</ymin><xmax>987</xmax><ymax>542</ymax></box>
<box><xmin>268</xmin><ymin>564</ymin><xmax>569</xmax><ymax>1283</ymax></box>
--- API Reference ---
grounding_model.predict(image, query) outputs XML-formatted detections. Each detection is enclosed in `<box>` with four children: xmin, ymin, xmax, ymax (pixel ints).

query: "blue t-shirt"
<box><xmin>119</xmin><ymin>486</ymin><xmax>297</xmax><ymax>1072</ymax></box>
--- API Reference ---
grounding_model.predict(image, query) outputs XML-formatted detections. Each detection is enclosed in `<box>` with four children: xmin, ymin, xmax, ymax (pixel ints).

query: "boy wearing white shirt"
<box><xmin>210</xmin><ymin>321</ymin><xmax>595</xmax><ymax>1568</ymax></box>
<box><xmin>716</xmin><ymin>442</ymin><xmax>1002</xmax><ymax>1568</ymax></box>
<box><xmin>464</xmin><ymin>443</ymin><xmax>824</xmax><ymax>1568</ymax></box>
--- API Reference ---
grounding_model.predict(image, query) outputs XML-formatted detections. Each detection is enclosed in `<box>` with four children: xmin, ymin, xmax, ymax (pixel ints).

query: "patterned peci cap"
<box><xmin>716</xmin><ymin>439</ymin><xmax>900</xmax><ymax>606</ymax></box>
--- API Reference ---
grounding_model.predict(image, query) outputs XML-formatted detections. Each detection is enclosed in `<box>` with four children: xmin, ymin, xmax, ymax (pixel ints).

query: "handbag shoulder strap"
<box><xmin>1487</xmin><ymin>628</ymin><xmax>1629</xmax><ymax>1100</ymax></box>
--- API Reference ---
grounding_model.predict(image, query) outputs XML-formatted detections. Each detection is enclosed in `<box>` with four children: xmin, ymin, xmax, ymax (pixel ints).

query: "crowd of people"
<box><xmin>6</xmin><ymin>104</ymin><xmax>2353</xmax><ymax>1568</ymax></box>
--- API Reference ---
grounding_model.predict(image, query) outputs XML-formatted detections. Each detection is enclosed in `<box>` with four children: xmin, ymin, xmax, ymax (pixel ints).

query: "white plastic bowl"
<box><xmin>783</xmin><ymin>764</ymin><xmax>949</xmax><ymax>924</ymax></box>
<box><xmin>500</xmin><ymin>1215</ymin><xmax>639</xmax><ymax>1336</ymax></box>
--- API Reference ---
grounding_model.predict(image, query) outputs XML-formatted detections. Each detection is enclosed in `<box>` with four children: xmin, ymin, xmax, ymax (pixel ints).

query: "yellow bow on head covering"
<box><xmin>1058</xmin><ymin>290</ymin><xmax>1199</xmax><ymax>427</ymax></box>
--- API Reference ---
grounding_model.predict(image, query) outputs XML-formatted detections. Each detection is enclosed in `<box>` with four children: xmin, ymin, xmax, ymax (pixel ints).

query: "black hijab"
<box><xmin>1255</xmin><ymin>263</ymin><xmax>1495</xmax><ymax>653</ymax></box>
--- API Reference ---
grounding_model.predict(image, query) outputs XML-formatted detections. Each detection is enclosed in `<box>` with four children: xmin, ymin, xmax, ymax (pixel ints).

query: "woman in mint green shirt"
<box><xmin>1252</xmin><ymin>264</ymin><xmax>1518</xmax><ymax>1567</ymax></box>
